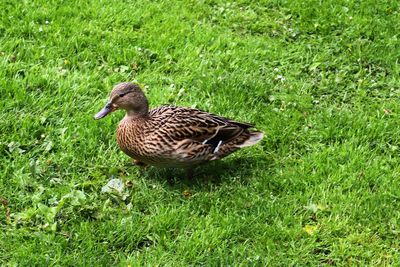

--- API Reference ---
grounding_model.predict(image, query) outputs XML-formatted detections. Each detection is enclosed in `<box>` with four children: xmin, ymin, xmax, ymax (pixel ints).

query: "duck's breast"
<box><xmin>117</xmin><ymin>118</ymin><xmax>144</xmax><ymax>158</ymax></box>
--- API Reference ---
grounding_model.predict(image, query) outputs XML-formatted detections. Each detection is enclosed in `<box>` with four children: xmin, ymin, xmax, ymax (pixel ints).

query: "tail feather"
<box><xmin>236</xmin><ymin>132</ymin><xmax>264</xmax><ymax>148</ymax></box>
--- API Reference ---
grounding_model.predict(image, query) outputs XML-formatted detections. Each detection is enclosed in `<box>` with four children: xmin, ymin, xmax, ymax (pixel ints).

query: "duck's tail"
<box><xmin>210</xmin><ymin>131</ymin><xmax>264</xmax><ymax>160</ymax></box>
<box><xmin>236</xmin><ymin>131</ymin><xmax>264</xmax><ymax>148</ymax></box>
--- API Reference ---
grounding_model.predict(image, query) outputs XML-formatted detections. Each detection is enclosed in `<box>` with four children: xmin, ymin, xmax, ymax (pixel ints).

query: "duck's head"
<box><xmin>94</xmin><ymin>82</ymin><xmax>149</xmax><ymax>119</ymax></box>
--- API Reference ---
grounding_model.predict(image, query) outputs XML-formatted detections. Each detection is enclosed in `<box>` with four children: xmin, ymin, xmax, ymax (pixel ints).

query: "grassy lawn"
<box><xmin>1</xmin><ymin>0</ymin><xmax>400</xmax><ymax>265</ymax></box>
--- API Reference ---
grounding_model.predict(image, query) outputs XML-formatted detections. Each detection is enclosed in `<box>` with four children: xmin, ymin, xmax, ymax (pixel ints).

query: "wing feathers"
<box><xmin>150</xmin><ymin>106</ymin><xmax>256</xmax><ymax>152</ymax></box>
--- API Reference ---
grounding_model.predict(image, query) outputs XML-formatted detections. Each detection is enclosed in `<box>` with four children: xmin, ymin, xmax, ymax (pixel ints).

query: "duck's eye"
<box><xmin>119</xmin><ymin>93</ymin><xmax>126</xmax><ymax>97</ymax></box>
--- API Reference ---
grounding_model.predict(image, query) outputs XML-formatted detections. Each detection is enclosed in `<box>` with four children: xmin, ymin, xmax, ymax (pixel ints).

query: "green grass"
<box><xmin>1</xmin><ymin>0</ymin><xmax>400</xmax><ymax>265</ymax></box>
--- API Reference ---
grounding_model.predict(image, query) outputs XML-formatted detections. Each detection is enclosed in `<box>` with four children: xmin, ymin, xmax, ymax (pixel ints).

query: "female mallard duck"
<box><xmin>94</xmin><ymin>82</ymin><xmax>263</xmax><ymax>177</ymax></box>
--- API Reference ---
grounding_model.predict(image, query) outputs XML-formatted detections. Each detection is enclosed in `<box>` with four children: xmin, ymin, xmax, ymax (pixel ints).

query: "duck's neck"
<box><xmin>126</xmin><ymin>109</ymin><xmax>149</xmax><ymax>120</ymax></box>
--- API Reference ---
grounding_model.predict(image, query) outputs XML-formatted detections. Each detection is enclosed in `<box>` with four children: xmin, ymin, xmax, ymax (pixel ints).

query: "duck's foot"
<box><xmin>132</xmin><ymin>159</ymin><xmax>148</xmax><ymax>168</ymax></box>
<box><xmin>167</xmin><ymin>176</ymin><xmax>175</xmax><ymax>185</ymax></box>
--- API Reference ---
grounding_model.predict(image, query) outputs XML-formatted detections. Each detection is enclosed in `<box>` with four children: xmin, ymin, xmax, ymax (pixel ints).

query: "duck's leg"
<box><xmin>185</xmin><ymin>168</ymin><xmax>194</xmax><ymax>180</ymax></box>
<box><xmin>132</xmin><ymin>159</ymin><xmax>148</xmax><ymax>168</ymax></box>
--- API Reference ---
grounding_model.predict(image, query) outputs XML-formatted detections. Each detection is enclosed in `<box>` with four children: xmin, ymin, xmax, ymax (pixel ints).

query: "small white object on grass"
<box><xmin>101</xmin><ymin>178</ymin><xmax>128</xmax><ymax>200</ymax></box>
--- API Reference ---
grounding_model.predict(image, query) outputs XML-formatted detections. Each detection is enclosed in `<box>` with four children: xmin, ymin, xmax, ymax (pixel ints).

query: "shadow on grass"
<box><xmin>132</xmin><ymin>154</ymin><xmax>273</xmax><ymax>191</ymax></box>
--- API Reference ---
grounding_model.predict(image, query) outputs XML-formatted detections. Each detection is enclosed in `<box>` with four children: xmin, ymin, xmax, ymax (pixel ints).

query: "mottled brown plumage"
<box><xmin>94</xmin><ymin>82</ymin><xmax>263</xmax><ymax>176</ymax></box>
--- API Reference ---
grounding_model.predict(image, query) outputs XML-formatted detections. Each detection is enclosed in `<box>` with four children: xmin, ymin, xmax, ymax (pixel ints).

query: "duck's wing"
<box><xmin>149</xmin><ymin>106</ymin><xmax>254</xmax><ymax>151</ymax></box>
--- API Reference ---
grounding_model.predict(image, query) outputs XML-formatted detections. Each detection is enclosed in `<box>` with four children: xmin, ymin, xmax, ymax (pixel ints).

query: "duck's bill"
<box><xmin>94</xmin><ymin>103</ymin><xmax>113</xmax><ymax>120</ymax></box>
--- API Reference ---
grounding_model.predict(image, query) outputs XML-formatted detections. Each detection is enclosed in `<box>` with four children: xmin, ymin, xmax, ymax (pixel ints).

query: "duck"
<box><xmin>94</xmin><ymin>82</ymin><xmax>263</xmax><ymax>178</ymax></box>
